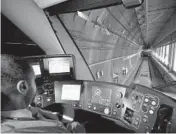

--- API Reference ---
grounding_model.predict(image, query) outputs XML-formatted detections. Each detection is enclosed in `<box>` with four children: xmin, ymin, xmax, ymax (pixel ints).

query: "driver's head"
<box><xmin>1</xmin><ymin>54</ymin><xmax>37</xmax><ymax>111</ymax></box>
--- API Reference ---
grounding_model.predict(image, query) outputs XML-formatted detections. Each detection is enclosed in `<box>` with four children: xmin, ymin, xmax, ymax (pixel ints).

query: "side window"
<box><xmin>173</xmin><ymin>42</ymin><xmax>176</xmax><ymax>72</ymax></box>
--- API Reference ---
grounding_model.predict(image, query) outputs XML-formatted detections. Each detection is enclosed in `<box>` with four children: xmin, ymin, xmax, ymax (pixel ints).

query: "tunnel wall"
<box><xmin>48</xmin><ymin>13</ymin><xmax>141</xmax><ymax>83</ymax></box>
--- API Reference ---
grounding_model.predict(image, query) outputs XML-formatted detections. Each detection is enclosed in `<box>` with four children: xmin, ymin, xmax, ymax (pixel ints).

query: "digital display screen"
<box><xmin>61</xmin><ymin>85</ymin><xmax>81</xmax><ymax>100</ymax></box>
<box><xmin>49</xmin><ymin>60</ymin><xmax>70</xmax><ymax>74</ymax></box>
<box><xmin>32</xmin><ymin>65</ymin><xmax>41</xmax><ymax>76</ymax></box>
<box><xmin>91</xmin><ymin>87</ymin><xmax>112</xmax><ymax>105</ymax></box>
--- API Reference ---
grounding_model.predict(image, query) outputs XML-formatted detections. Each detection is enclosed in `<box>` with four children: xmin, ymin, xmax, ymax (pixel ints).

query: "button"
<box><xmin>149</xmin><ymin>110</ymin><xmax>154</xmax><ymax>115</ymax></box>
<box><xmin>117</xmin><ymin>92</ymin><xmax>123</xmax><ymax>98</ymax></box>
<box><xmin>93</xmin><ymin>106</ymin><xmax>96</xmax><ymax>110</ymax></box>
<box><xmin>37</xmin><ymin>96</ymin><xmax>42</xmax><ymax>101</ymax></box>
<box><xmin>142</xmin><ymin>105</ymin><xmax>148</xmax><ymax>112</ymax></box>
<box><xmin>113</xmin><ymin>111</ymin><xmax>117</xmax><ymax>115</ymax></box>
<box><xmin>104</xmin><ymin>107</ymin><xmax>110</xmax><ymax>115</ymax></box>
<box><xmin>73</xmin><ymin>103</ymin><xmax>77</xmax><ymax>107</ymax></box>
<box><xmin>135</xmin><ymin>121</ymin><xmax>139</xmax><ymax>125</ymax></box>
<box><xmin>136</xmin><ymin>117</ymin><xmax>140</xmax><ymax>121</ymax></box>
<box><xmin>79</xmin><ymin>104</ymin><xmax>82</xmax><ymax>107</ymax></box>
<box><xmin>143</xmin><ymin>118</ymin><xmax>147</xmax><ymax>123</ymax></box>
<box><xmin>37</xmin><ymin>103</ymin><xmax>42</xmax><ymax>107</ymax></box>
<box><xmin>151</xmin><ymin>101</ymin><xmax>156</xmax><ymax>106</ymax></box>
<box><xmin>132</xmin><ymin>104</ymin><xmax>136</xmax><ymax>109</ymax></box>
<box><xmin>135</xmin><ymin>96</ymin><xmax>139</xmax><ymax>100</ymax></box>
<box><xmin>145</xmin><ymin>98</ymin><xmax>149</xmax><ymax>102</ymax></box>
<box><xmin>88</xmin><ymin>105</ymin><xmax>91</xmax><ymax>108</ymax></box>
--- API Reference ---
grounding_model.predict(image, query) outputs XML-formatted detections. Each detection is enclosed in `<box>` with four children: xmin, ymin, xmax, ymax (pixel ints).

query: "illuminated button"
<box><xmin>151</xmin><ymin>101</ymin><xmax>156</xmax><ymax>106</ymax></box>
<box><xmin>79</xmin><ymin>104</ymin><xmax>82</xmax><ymax>107</ymax></box>
<box><xmin>47</xmin><ymin>98</ymin><xmax>51</xmax><ymax>102</ymax></box>
<box><xmin>149</xmin><ymin>110</ymin><xmax>154</xmax><ymax>115</ymax></box>
<box><xmin>93</xmin><ymin>106</ymin><xmax>96</xmax><ymax>110</ymax></box>
<box><xmin>145</xmin><ymin>98</ymin><xmax>149</xmax><ymax>102</ymax></box>
<box><xmin>88</xmin><ymin>105</ymin><xmax>91</xmax><ymax>108</ymax></box>
<box><xmin>104</xmin><ymin>107</ymin><xmax>110</xmax><ymax>115</ymax></box>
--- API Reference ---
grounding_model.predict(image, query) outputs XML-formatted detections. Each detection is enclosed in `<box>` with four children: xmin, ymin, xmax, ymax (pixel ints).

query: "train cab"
<box><xmin>1</xmin><ymin>0</ymin><xmax>176</xmax><ymax>133</ymax></box>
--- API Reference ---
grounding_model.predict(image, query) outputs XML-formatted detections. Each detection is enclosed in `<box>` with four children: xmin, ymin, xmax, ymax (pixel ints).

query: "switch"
<box><xmin>93</xmin><ymin>106</ymin><xmax>96</xmax><ymax>110</ymax></box>
<box><xmin>37</xmin><ymin>103</ymin><xmax>42</xmax><ymax>107</ymax></box>
<box><xmin>116</xmin><ymin>103</ymin><xmax>121</xmax><ymax>108</ymax></box>
<box><xmin>142</xmin><ymin>105</ymin><xmax>148</xmax><ymax>112</ymax></box>
<box><xmin>104</xmin><ymin>107</ymin><xmax>110</xmax><ymax>115</ymax></box>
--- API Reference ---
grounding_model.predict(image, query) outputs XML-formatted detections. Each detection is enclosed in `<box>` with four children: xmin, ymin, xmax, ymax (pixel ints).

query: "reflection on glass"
<box><xmin>32</xmin><ymin>65</ymin><xmax>41</xmax><ymax>76</ymax></box>
<box><xmin>49</xmin><ymin>60</ymin><xmax>70</xmax><ymax>73</ymax></box>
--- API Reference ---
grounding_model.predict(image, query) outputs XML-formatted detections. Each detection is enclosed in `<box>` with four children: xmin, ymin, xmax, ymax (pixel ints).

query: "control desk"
<box><xmin>34</xmin><ymin>80</ymin><xmax>176</xmax><ymax>133</ymax></box>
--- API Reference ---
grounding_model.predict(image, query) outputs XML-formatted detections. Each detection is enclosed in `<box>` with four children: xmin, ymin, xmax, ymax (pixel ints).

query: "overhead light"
<box><xmin>77</xmin><ymin>11</ymin><xmax>91</xmax><ymax>21</ymax></box>
<box><xmin>33</xmin><ymin>0</ymin><xmax>68</xmax><ymax>9</ymax></box>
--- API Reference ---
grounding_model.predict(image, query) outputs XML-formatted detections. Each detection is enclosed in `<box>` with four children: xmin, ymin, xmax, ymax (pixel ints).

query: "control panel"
<box><xmin>84</xmin><ymin>82</ymin><xmax>126</xmax><ymax>119</ymax></box>
<box><xmin>33</xmin><ymin>77</ymin><xmax>55</xmax><ymax>107</ymax></box>
<box><xmin>33</xmin><ymin>80</ymin><xmax>176</xmax><ymax>133</ymax></box>
<box><xmin>123</xmin><ymin>90</ymin><xmax>160</xmax><ymax>132</ymax></box>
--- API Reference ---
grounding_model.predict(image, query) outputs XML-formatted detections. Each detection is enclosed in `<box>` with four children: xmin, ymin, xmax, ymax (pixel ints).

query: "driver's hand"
<box><xmin>28</xmin><ymin>106</ymin><xmax>59</xmax><ymax>120</ymax></box>
<box><xmin>67</xmin><ymin>121</ymin><xmax>86</xmax><ymax>133</ymax></box>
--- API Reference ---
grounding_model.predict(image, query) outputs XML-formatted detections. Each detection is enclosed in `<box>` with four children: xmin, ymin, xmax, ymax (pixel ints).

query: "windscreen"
<box><xmin>61</xmin><ymin>84</ymin><xmax>81</xmax><ymax>100</ymax></box>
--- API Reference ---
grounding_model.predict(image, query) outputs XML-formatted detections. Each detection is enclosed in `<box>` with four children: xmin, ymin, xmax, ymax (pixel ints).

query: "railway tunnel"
<box><xmin>1</xmin><ymin>0</ymin><xmax>176</xmax><ymax>133</ymax></box>
<box><xmin>2</xmin><ymin>0</ymin><xmax>176</xmax><ymax>98</ymax></box>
